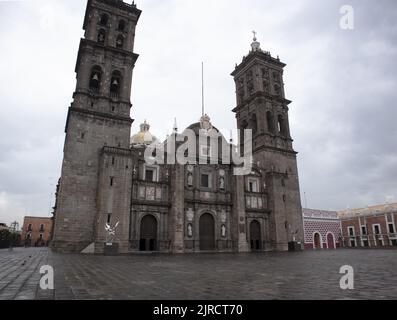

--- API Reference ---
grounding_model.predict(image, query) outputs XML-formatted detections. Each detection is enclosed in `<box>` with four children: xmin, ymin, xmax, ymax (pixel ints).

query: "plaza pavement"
<box><xmin>0</xmin><ymin>247</ymin><xmax>396</xmax><ymax>300</ymax></box>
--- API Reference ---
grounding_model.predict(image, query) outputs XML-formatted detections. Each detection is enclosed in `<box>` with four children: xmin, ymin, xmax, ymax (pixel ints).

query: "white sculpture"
<box><xmin>187</xmin><ymin>172</ymin><xmax>193</xmax><ymax>186</ymax></box>
<box><xmin>105</xmin><ymin>221</ymin><xmax>119</xmax><ymax>243</ymax></box>
<box><xmin>187</xmin><ymin>224</ymin><xmax>193</xmax><ymax>237</ymax></box>
<box><xmin>219</xmin><ymin>176</ymin><xmax>225</xmax><ymax>190</ymax></box>
<box><xmin>221</xmin><ymin>225</ymin><xmax>226</xmax><ymax>238</ymax></box>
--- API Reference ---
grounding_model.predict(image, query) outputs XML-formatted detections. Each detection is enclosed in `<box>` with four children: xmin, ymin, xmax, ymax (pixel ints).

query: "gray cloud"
<box><xmin>0</xmin><ymin>0</ymin><xmax>396</xmax><ymax>226</ymax></box>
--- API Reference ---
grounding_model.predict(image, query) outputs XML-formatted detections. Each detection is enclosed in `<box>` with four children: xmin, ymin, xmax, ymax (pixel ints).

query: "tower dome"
<box><xmin>130</xmin><ymin>120</ymin><xmax>159</xmax><ymax>146</ymax></box>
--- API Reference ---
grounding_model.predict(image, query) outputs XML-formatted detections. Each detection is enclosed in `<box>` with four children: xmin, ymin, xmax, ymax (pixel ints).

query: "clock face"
<box><xmin>219</xmin><ymin>169</ymin><xmax>225</xmax><ymax>177</ymax></box>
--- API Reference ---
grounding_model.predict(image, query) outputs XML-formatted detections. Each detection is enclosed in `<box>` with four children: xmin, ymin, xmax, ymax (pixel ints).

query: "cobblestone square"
<box><xmin>0</xmin><ymin>248</ymin><xmax>396</xmax><ymax>300</ymax></box>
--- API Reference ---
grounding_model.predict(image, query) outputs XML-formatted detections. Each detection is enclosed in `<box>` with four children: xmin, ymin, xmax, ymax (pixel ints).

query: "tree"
<box><xmin>0</xmin><ymin>229</ymin><xmax>21</xmax><ymax>249</ymax></box>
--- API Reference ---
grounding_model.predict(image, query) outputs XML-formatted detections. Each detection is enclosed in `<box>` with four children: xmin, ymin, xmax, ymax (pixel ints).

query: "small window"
<box><xmin>110</xmin><ymin>71</ymin><xmax>121</xmax><ymax>98</ymax></box>
<box><xmin>201</xmin><ymin>173</ymin><xmax>210</xmax><ymax>188</ymax></box>
<box><xmin>28</xmin><ymin>224</ymin><xmax>32</xmax><ymax>231</ymax></box>
<box><xmin>118</xmin><ymin>20</ymin><xmax>126</xmax><ymax>32</ymax></box>
<box><xmin>266</xmin><ymin>111</ymin><xmax>274</xmax><ymax>133</ymax></box>
<box><xmin>116</xmin><ymin>35</ymin><xmax>124</xmax><ymax>49</ymax></box>
<box><xmin>278</xmin><ymin>115</ymin><xmax>285</xmax><ymax>135</ymax></box>
<box><xmin>388</xmin><ymin>223</ymin><xmax>395</xmax><ymax>234</ymax></box>
<box><xmin>248</xmin><ymin>179</ymin><xmax>258</xmax><ymax>192</ymax></box>
<box><xmin>111</xmin><ymin>157</ymin><xmax>115</xmax><ymax>165</ymax></box>
<box><xmin>374</xmin><ymin>225</ymin><xmax>380</xmax><ymax>235</ymax></box>
<box><xmin>200</xmin><ymin>145</ymin><xmax>211</xmax><ymax>157</ymax></box>
<box><xmin>89</xmin><ymin>66</ymin><xmax>102</xmax><ymax>93</ymax></box>
<box><xmin>348</xmin><ymin>227</ymin><xmax>354</xmax><ymax>236</ymax></box>
<box><xmin>110</xmin><ymin>177</ymin><xmax>114</xmax><ymax>186</ymax></box>
<box><xmin>274</xmin><ymin>84</ymin><xmax>281</xmax><ymax>96</ymax></box>
<box><xmin>39</xmin><ymin>234</ymin><xmax>43</xmax><ymax>240</ymax></box>
<box><xmin>107</xmin><ymin>214</ymin><xmax>111</xmax><ymax>224</ymax></box>
<box><xmin>145</xmin><ymin>169</ymin><xmax>154</xmax><ymax>182</ymax></box>
<box><xmin>361</xmin><ymin>226</ymin><xmax>367</xmax><ymax>235</ymax></box>
<box><xmin>97</xmin><ymin>29</ymin><xmax>106</xmax><ymax>44</ymax></box>
<box><xmin>272</xmin><ymin>72</ymin><xmax>280</xmax><ymax>82</ymax></box>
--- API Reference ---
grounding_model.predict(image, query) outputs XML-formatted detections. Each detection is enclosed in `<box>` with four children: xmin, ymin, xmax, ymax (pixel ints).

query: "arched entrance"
<box><xmin>313</xmin><ymin>232</ymin><xmax>322</xmax><ymax>249</ymax></box>
<box><xmin>250</xmin><ymin>220</ymin><xmax>262</xmax><ymax>251</ymax></box>
<box><xmin>199</xmin><ymin>213</ymin><xmax>215</xmax><ymax>251</ymax></box>
<box><xmin>327</xmin><ymin>233</ymin><xmax>335</xmax><ymax>249</ymax></box>
<box><xmin>140</xmin><ymin>215</ymin><xmax>157</xmax><ymax>251</ymax></box>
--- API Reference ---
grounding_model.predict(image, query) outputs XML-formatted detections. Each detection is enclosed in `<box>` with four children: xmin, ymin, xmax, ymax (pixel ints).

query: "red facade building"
<box><xmin>339</xmin><ymin>203</ymin><xmax>397</xmax><ymax>248</ymax></box>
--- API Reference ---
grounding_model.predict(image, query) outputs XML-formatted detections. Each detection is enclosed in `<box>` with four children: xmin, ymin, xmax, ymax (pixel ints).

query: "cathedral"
<box><xmin>51</xmin><ymin>0</ymin><xmax>304</xmax><ymax>254</ymax></box>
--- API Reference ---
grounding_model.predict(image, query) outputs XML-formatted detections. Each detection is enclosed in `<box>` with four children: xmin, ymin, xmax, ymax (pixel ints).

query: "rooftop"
<box><xmin>338</xmin><ymin>203</ymin><xmax>397</xmax><ymax>218</ymax></box>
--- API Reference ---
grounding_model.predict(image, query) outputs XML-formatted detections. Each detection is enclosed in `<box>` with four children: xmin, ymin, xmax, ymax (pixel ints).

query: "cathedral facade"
<box><xmin>52</xmin><ymin>0</ymin><xmax>304</xmax><ymax>254</ymax></box>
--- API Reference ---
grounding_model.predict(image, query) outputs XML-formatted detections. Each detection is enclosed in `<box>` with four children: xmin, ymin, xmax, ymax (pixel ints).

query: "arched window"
<box><xmin>274</xmin><ymin>84</ymin><xmax>281</xmax><ymax>96</ymax></box>
<box><xmin>118</xmin><ymin>20</ymin><xmax>126</xmax><ymax>32</ymax></box>
<box><xmin>116</xmin><ymin>34</ymin><xmax>124</xmax><ymax>49</ymax></box>
<box><xmin>89</xmin><ymin>66</ymin><xmax>102</xmax><ymax>94</ymax></box>
<box><xmin>110</xmin><ymin>70</ymin><xmax>122</xmax><ymax>98</ymax></box>
<box><xmin>250</xmin><ymin>114</ymin><xmax>258</xmax><ymax>135</ymax></box>
<box><xmin>263</xmin><ymin>80</ymin><xmax>270</xmax><ymax>93</ymax></box>
<box><xmin>278</xmin><ymin>115</ymin><xmax>285</xmax><ymax>135</ymax></box>
<box><xmin>99</xmin><ymin>14</ymin><xmax>109</xmax><ymax>26</ymax></box>
<box><xmin>97</xmin><ymin>29</ymin><xmax>106</xmax><ymax>44</ymax></box>
<box><xmin>266</xmin><ymin>111</ymin><xmax>274</xmax><ymax>133</ymax></box>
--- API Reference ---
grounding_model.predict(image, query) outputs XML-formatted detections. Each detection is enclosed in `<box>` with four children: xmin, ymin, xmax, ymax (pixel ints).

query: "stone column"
<box><xmin>232</xmin><ymin>174</ymin><xmax>249</xmax><ymax>252</ymax></box>
<box><xmin>169</xmin><ymin>164</ymin><xmax>185</xmax><ymax>253</ymax></box>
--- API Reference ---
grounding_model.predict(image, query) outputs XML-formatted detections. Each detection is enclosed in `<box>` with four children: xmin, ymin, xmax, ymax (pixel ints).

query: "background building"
<box><xmin>303</xmin><ymin>209</ymin><xmax>341</xmax><ymax>249</ymax></box>
<box><xmin>20</xmin><ymin>217</ymin><xmax>53</xmax><ymax>247</ymax></box>
<box><xmin>339</xmin><ymin>203</ymin><xmax>397</xmax><ymax>248</ymax></box>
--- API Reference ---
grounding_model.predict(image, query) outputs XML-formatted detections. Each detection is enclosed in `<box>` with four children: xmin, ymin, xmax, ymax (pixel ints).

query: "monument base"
<box><xmin>104</xmin><ymin>242</ymin><xmax>119</xmax><ymax>256</ymax></box>
<box><xmin>288</xmin><ymin>241</ymin><xmax>303</xmax><ymax>252</ymax></box>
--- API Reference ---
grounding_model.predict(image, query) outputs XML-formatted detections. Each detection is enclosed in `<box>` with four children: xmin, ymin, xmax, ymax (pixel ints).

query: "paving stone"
<box><xmin>0</xmin><ymin>247</ymin><xmax>396</xmax><ymax>300</ymax></box>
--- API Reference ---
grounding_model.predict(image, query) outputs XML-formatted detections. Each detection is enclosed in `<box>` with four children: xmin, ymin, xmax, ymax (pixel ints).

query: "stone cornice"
<box><xmin>232</xmin><ymin>92</ymin><xmax>292</xmax><ymax>113</ymax></box>
<box><xmin>75</xmin><ymin>39</ymin><xmax>139</xmax><ymax>73</ymax></box>
<box><xmin>254</xmin><ymin>144</ymin><xmax>298</xmax><ymax>156</ymax></box>
<box><xmin>231</xmin><ymin>50</ymin><xmax>286</xmax><ymax>78</ymax></box>
<box><xmin>72</xmin><ymin>91</ymin><xmax>132</xmax><ymax>107</ymax></box>
<box><xmin>102</xmin><ymin>146</ymin><xmax>133</xmax><ymax>157</ymax></box>
<box><xmin>65</xmin><ymin>106</ymin><xmax>133</xmax><ymax>133</ymax></box>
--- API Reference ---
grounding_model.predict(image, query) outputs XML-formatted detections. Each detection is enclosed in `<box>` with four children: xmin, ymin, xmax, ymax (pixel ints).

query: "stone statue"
<box><xmin>187</xmin><ymin>172</ymin><xmax>193</xmax><ymax>186</ymax></box>
<box><xmin>221</xmin><ymin>224</ymin><xmax>226</xmax><ymax>238</ymax></box>
<box><xmin>219</xmin><ymin>176</ymin><xmax>225</xmax><ymax>190</ymax></box>
<box><xmin>187</xmin><ymin>224</ymin><xmax>193</xmax><ymax>237</ymax></box>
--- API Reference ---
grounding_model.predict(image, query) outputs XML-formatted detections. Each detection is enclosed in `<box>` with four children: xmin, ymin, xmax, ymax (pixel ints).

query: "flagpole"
<box><xmin>202</xmin><ymin>61</ymin><xmax>204</xmax><ymax>117</ymax></box>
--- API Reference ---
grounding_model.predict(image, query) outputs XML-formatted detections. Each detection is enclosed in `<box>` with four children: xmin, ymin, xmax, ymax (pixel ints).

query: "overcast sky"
<box><xmin>0</xmin><ymin>0</ymin><xmax>396</xmax><ymax>226</ymax></box>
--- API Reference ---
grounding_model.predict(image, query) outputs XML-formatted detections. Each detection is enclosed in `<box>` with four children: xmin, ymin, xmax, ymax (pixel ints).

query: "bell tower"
<box><xmin>231</xmin><ymin>34</ymin><xmax>304</xmax><ymax>251</ymax></box>
<box><xmin>232</xmin><ymin>33</ymin><xmax>294</xmax><ymax>153</ymax></box>
<box><xmin>52</xmin><ymin>0</ymin><xmax>141</xmax><ymax>252</ymax></box>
